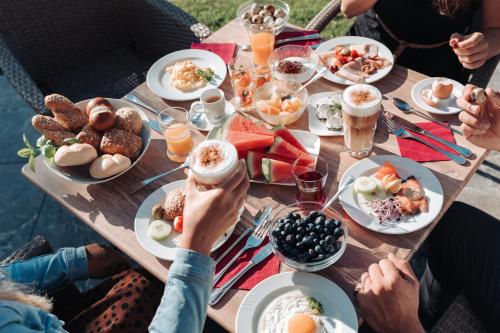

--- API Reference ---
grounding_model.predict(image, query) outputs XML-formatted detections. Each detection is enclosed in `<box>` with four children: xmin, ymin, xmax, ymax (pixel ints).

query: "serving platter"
<box><xmin>236</xmin><ymin>272</ymin><xmax>358</xmax><ymax>333</ymax></box>
<box><xmin>339</xmin><ymin>155</ymin><xmax>443</xmax><ymax>234</ymax></box>
<box><xmin>146</xmin><ymin>49</ymin><xmax>227</xmax><ymax>101</ymax></box>
<box><xmin>134</xmin><ymin>180</ymin><xmax>238</xmax><ymax>261</ymax></box>
<box><xmin>315</xmin><ymin>36</ymin><xmax>394</xmax><ymax>86</ymax></box>
<box><xmin>44</xmin><ymin>98</ymin><xmax>151</xmax><ymax>184</ymax></box>
<box><xmin>411</xmin><ymin>77</ymin><xmax>464</xmax><ymax>115</ymax></box>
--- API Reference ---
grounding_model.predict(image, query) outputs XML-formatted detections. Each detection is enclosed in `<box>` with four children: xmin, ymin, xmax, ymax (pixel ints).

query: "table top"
<box><xmin>22</xmin><ymin>20</ymin><xmax>488</xmax><ymax>332</ymax></box>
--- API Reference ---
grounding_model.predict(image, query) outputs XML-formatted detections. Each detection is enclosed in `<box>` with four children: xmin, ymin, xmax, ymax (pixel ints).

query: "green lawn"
<box><xmin>172</xmin><ymin>0</ymin><xmax>353</xmax><ymax>38</ymax></box>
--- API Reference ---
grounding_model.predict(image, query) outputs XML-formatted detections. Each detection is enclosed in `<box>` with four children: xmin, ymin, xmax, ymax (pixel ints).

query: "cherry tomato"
<box><xmin>174</xmin><ymin>216</ymin><xmax>183</xmax><ymax>233</ymax></box>
<box><xmin>351</xmin><ymin>50</ymin><xmax>360</xmax><ymax>58</ymax></box>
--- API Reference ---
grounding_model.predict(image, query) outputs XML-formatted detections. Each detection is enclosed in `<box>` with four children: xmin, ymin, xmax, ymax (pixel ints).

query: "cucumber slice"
<box><xmin>354</xmin><ymin>176</ymin><xmax>377</xmax><ymax>194</ymax></box>
<box><xmin>148</xmin><ymin>220</ymin><xmax>172</xmax><ymax>240</ymax></box>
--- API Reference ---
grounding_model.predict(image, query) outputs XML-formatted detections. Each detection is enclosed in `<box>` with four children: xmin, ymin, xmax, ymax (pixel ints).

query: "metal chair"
<box><xmin>0</xmin><ymin>0</ymin><xmax>199</xmax><ymax>114</ymax></box>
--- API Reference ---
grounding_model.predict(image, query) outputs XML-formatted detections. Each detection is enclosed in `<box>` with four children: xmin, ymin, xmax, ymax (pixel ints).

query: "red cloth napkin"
<box><xmin>213</xmin><ymin>235</ymin><xmax>279</xmax><ymax>290</ymax></box>
<box><xmin>275</xmin><ymin>30</ymin><xmax>321</xmax><ymax>47</ymax></box>
<box><xmin>191</xmin><ymin>43</ymin><xmax>236</xmax><ymax>64</ymax></box>
<box><xmin>396</xmin><ymin>122</ymin><xmax>456</xmax><ymax>162</ymax></box>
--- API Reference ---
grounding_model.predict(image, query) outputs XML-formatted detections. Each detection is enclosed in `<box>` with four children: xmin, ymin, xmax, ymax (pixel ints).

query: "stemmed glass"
<box><xmin>228</xmin><ymin>56</ymin><xmax>255</xmax><ymax>111</ymax></box>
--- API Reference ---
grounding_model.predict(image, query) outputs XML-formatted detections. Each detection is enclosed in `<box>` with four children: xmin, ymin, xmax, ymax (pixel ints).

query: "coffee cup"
<box><xmin>190</xmin><ymin>88</ymin><xmax>227</xmax><ymax>124</ymax></box>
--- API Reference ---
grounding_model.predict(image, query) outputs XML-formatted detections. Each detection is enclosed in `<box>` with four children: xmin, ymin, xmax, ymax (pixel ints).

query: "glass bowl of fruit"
<box><xmin>254</xmin><ymin>80</ymin><xmax>308</xmax><ymax>125</ymax></box>
<box><xmin>237</xmin><ymin>0</ymin><xmax>290</xmax><ymax>35</ymax></box>
<box><xmin>269</xmin><ymin>45</ymin><xmax>317</xmax><ymax>84</ymax></box>
<box><xmin>268</xmin><ymin>202</ymin><xmax>348</xmax><ymax>272</ymax></box>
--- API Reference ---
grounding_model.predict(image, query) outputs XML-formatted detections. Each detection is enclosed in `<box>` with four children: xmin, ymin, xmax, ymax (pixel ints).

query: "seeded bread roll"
<box><xmin>100</xmin><ymin>128</ymin><xmax>143</xmax><ymax>160</ymax></box>
<box><xmin>44</xmin><ymin>94</ymin><xmax>88</xmax><ymax>131</ymax></box>
<box><xmin>76</xmin><ymin>124</ymin><xmax>102</xmax><ymax>150</ymax></box>
<box><xmin>89</xmin><ymin>106</ymin><xmax>116</xmax><ymax>131</ymax></box>
<box><xmin>115</xmin><ymin>107</ymin><xmax>142</xmax><ymax>135</ymax></box>
<box><xmin>86</xmin><ymin>97</ymin><xmax>113</xmax><ymax>116</ymax></box>
<box><xmin>31</xmin><ymin>115</ymin><xmax>76</xmax><ymax>146</ymax></box>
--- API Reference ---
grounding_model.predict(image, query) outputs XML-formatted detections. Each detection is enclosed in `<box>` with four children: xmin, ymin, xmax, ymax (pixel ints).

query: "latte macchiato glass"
<box><xmin>342</xmin><ymin>84</ymin><xmax>382</xmax><ymax>158</ymax></box>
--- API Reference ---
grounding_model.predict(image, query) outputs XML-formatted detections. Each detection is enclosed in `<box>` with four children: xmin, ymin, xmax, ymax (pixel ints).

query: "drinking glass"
<box><xmin>248</xmin><ymin>24</ymin><xmax>275</xmax><ymax>66</ymax></box>
<box><xmin>228</xmin><ymin>56</ymin><xmax>254</xmax><ymax>111</ymax></box>
<box><xmin>293</xmin><ymin>155</ymin><xmax>328</xmax><ymax>204</ymax></box>
<box><xmin>157</xmin><ymin>107</ymin><xmax>194</xmax><ymax>163</ymax></box>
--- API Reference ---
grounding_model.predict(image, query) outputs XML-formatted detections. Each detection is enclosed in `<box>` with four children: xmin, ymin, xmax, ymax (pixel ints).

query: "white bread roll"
<box><xmin>54</xmin><ymin>143</ymin><xmax>98</xmax><ymax>167</ymax></box>
<box><xmin>89</xmin><ymin>154</ymin><xmax>131</xmax><ymax>179</ymax></box>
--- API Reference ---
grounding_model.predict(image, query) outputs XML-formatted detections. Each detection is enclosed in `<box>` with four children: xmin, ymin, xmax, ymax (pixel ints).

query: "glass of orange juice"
<box><xmin>157</xmin><ymin>107</ymin><xmax>194</xmax><ymax>163</ymax></box>
<box><xmin>228</xmin><ymin>56</ymin><xmax>255</xmax><ymax>111</ymax></box>
<box><xmin>248</xmin><ymin>24</ymin><xmax>275</xmax><ymax>67</ymax></box>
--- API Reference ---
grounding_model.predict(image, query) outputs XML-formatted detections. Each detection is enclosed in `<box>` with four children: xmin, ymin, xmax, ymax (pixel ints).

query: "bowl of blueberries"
<box><xmin>269</xmin><ymin>202</ymin><xmax>347</xmax><ymax>272</ymax></box>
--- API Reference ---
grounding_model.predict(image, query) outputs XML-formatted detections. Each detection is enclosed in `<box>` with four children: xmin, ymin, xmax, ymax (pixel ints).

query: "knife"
<box><xmin>387</xmin><ymin>112</ymin><xmax>472</xmax><ymax>158</ymax></box>
<box><xmin>124</xmin><ymin>93</ymin><xmax>164</xmax><ymax>134</ymax></box>
<box><xmin>209</xmin><ymin>243</ymin><xmax>274</xmax><ymax>306</ymax></box>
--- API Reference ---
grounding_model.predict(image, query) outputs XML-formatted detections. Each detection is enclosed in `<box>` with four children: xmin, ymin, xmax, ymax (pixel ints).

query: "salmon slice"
<box><xmin>396</xmin><ymin>176</ymin><xmax>429</xmax><ymax>215</ymax></box>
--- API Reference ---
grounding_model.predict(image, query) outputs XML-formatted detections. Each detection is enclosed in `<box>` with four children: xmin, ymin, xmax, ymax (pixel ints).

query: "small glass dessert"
<box><xmin>228</xmin><ymin>56</ymin><xmax>255</xmax><ymax>111</ymax></box>
<box><xmin>190</xmin><ymin>140</ymin><xmax>238</xmax><ymax>186</ymax></box>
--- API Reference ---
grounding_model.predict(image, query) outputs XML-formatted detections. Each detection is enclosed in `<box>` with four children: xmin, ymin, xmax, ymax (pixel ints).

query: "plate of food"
<box><xmin>236</xmin><ymin>271</ymin><xmax>358</xmax><ymax>333</ymax></box>
<box><xmin>339</xmin><ymin>155</ymin><xmax>443</xmax><ymax>234</ymax></box>
<box><xmin>207</xmin><ymin>114</ymin><xmax>320</xmax><ymax>185</ymax></box>
<box><xmin>146</xmin><ymin>49</ymin><xmax>227</xmax><ymax>101</ymax></box>
<box><xmin>315</xmin><ymin>36</ymin><xmax>394</xmax><ymax>85</ymax></box>
<box><xmin>25</xmin><ymin>95</ymin><xmax>151</xmax><ymax>184</ymax></box>
<box><xmin>134</xmin><ymin>180</ymin><xmax>239</xmax><ymax>261</ymax></box>
<box><xmin>411</xmin><ymin>77</ymin><xmax>464</xmax><ymax>115</ymax></box>
<box><xmin>308</xmin><ymin>92</ymin><xmax>344</xmax><ymax>136</ymax></box>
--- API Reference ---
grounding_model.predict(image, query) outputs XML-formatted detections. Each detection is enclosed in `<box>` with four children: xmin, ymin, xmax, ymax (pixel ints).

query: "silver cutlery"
<box><xmin>385</xmin><ymin>117</ymin><xmax>466</xmax><ymax>165</ymax></box>
<box><xmin>209</xmin><ymin>243</ymin><xmax>273</xmax><ymax>306</ymax></box>
<box><xmin>297</xmin><ymin>66</ymin><xmax>328</xmax><ymax>94</ymax></box>
<box><xmin>393</xmin><ymin>98</ymin><xmax>462</xmax><ymax>136</ymax></box>
<box><xmin>240</xmin><ymin>33</ymin><xmax>321</xmax><ymax>51</ymax></box>
<box><xmin>125</xmin><ymin>93</ymin><xmax>163</xmax><ymax>116</ymax></box>
<box><xmin>320</xmin><ymin>176</ymin><xmax>355</xmax><ymax>213</ymax></box>
<box><xmin>211</xmin><ymin>204</ymin><xmax>273</xmax><ymax>288</ymax></box>
<box><xmin>214</xmin><ymin>205</ymin><xmax>269</xmax><ymax>265</ymax></box>
<box><xmin>128</xmin><ymin>161</ymin><xmax>190</xmax><ymax>195</ymax></box>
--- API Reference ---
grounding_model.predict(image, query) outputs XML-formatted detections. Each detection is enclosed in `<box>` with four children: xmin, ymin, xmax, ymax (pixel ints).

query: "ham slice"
<box><xmin>336</xmin><ymin>58</ymin><xmax>366</xmax><ymax>82</ymax></box>
<box><xmin>365</xmin><ymin>45</ymin><xmax>379</xmax><ymax>58</ymax></box>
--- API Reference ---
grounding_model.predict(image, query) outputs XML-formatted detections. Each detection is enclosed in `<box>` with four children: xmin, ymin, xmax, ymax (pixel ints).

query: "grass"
<box><xmin>171</xmin><ymin>0</ymin><xmax>353</xmax><ymax>38</ymax></box>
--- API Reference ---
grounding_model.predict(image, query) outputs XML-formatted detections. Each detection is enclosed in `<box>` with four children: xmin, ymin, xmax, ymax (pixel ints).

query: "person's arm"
<box><xmin>0</xmin><ymin>247</ymin><xmax>88</xmax><ymax>293</ymax></box>
<box><xmin>482</xmin><ymin>0</ymin><xmax>500</xmax><ymax>60</ymax></box>
<box><xmin>149</xmin><ymin>249</ymin><xmax>214</xmax><ymax>333</ymax></box>
<box><xmin>340</xmin><ymin>0</ymin><xmax>378</xmax><ymax>18</ymax></box>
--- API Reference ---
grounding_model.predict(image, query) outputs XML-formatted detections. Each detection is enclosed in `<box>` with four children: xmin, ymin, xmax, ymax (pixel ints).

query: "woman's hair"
<box><xmin>434</xmin><ymin>0</ymin><xmax>474</xmax><ymax>16</ymax></box>
<box><xmin>0</xmin><ymin>279</ymin><xmax>52</xmax><ymax>312</ymax></box>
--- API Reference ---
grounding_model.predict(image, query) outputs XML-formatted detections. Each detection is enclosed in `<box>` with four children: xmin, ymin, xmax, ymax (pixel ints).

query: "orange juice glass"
<box><xmin>228</xmin><ymin>56</ymin><xmax>254</xmax><ymax>111</ymax></box>
<box><xmin>157</xmin><ymin>107</ymin><xmax>194</xmax><ymax>162</ymax></box>
<box><xmin>248</xmin><ymin>25</ymin><xmax>275</xmax><ymax>66</ymax></box>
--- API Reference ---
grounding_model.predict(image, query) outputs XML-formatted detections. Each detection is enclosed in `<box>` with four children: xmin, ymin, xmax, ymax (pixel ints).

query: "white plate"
<box><xmin>134</xmin><ymin>180</ymin><xmax>237</xmax><ymax>261</ymax></box>
<box><xmin>315</xmin><ymin>36</ymin><xmax>394</xmax><ymax>86</ymax></box>
<box><xmin>44</xmin><ymin>98</ymin><xmax>151</xmax><ymax>184</ymax></box>
<box><xmin>411</xmin><ymin>77</ymin><xmax>464</xmax><ymax>115</ymax></box>
<box><xmin>339</xmin><ymin>155</ymin><xmax>443</xmax><ymax>234</ymax></box>
<box><xmin>236</xmin><ymin>272</ymin><xmax>358</xmax><ymax>333</ymax></box>
<box><xmin>146</xmin><ymin>49</ymin><xmax>227</xmax><ymax>101</ymax></box>
<box><xmin>308</xmin><ymin>91</ymin><xmax>344</xmax><ymax>136</ymax></box>
<box><xmin>189</xmin><ymin>100</ymin><xmax>235</xmax><ymax>132</ymax></box>
<box><xmin>207</xmin><ymin>127</ymin><xmax>321</xmax><ymax>186</ymax></box>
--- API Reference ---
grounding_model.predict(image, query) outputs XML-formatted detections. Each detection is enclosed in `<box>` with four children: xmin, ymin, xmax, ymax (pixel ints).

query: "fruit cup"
<box><xmin>228</xmin><ymin>56</ymin><xmax>255</xmax><ymax>111</ymax></box>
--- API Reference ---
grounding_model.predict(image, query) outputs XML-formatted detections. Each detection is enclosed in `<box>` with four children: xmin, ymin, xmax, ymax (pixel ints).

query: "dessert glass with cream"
<box><xmin>342</xmin><ymin>84</ymin><xmax>382</xmax><ymax>158</ymax></box>
<box><xmin>190</xmin><ymin>140</ymin><xmax>238</xmax><ymax>186</ymax></box>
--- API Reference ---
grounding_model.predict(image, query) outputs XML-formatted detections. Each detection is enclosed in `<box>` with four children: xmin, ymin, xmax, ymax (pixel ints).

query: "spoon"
<box><xmin>297</xmin><ymin>66</ymin><xmax>328</xmax><ymax>94</ymax></box>
<box><xmin>393</xmin><ymin>98</ymin><xmax>462</xmax><ymax>136</ymax></box>
<box><xmin>320</xmin><ymin>176</ymin><xmax>355</xmax><ymax>213</ymax></box>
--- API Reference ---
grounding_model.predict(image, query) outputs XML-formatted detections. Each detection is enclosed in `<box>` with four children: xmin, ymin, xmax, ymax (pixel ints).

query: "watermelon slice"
<box><xmin>246</xmin><ymin>151</ymin><xmax>296</xmax><ymax>180</ymax></box>
<box><xmin>222</xmin><ymin>114</ymin><xmax>274</xmax><ymax>138</ymax></box>
<box><xmin>238</xmin><ymin>147</ymin><xmax>266</xmax><ymax>160</ymax></box>
<box><xmin>224</xmin><ymin>131</ymin><xmax>274</xmax><ymax>152</ymax></box>
<box><xmin>267</xmin><ymin>137</ymin><xmax>314</xmax><ymax>165</ymax></box>
<box><xmin>262</xmin><ymin>158</ymin><xmax>293</xmax><ymax>183</ymax></box>
<box><xmin>273</xmin><ymin>125</ymin><xmax>308</xmax><ymax>153</ymax></box>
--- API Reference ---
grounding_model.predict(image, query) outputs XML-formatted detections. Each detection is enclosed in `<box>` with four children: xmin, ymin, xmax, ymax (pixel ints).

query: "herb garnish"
<box><xmin>196</xmin><ymin>68</ymin><xmax>215</xmax><ymax>82</ymax></box>
<box><xmin>306</xmin><ymin>296</ymin><xmax>324</xmax><ymax>315</ymax></box>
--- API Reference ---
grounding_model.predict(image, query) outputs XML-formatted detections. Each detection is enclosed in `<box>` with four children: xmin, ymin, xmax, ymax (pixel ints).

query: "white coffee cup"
<box><xmin>191</xmin><ymin>88</ymin><xmax>226</xmax><ymax>124</ymax></box>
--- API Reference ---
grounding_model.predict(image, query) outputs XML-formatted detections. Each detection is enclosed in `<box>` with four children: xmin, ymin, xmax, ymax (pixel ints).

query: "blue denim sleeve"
<box><xmin>0</xmin><ymin>247</ymin><xmax>88</xmax><ymax>293</ymax></box>
<box><xmin>149</xmin><ymin>248</ymin><xmax>215</xmax><ymax>333</ymax></box>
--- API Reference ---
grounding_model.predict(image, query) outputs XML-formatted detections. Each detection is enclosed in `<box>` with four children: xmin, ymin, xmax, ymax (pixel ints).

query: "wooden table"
<box><xmin>22</xmin><ymin>20</ymin><xmax>488</xmax><ymax>332</ymax></box>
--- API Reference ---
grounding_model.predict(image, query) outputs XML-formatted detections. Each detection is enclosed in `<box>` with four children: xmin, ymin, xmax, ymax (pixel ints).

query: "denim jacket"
<box><xmin>0</xmin><ymin>247</ymin><xmax>215</xmax><ymax>333</ymax></box>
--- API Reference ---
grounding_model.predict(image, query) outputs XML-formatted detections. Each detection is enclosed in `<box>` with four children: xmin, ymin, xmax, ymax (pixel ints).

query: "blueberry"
<box><xmin>325</xmin><ymin>218</ymin><xmax>335</xmax><ymax>227</ymax></box>
<box><xmin>325</xmin><ymin>227</ymin><xmax>333</xmax><ymax>235</ymax></box>
<box><xmin>325</xmin><ymin>235</ymin><xmax>334</xmax><ymax>244</ymax></box>
<box><xmin>284</xmin><ymin>223</ymin><xmax>292</xmax><ymax>232</ymax></box>
<box><xmin>293</xmin><ymin>213</ymin><xmax>301</xmax><ymax>220</ymax></box>
<box><xmin>283</xmin><ymin>243</ymin><xmax>292</xmax><ymax>251</ymax></box>
<box><xmin>280</xmin><ymin>230</ymin><xmax>287</xmax><ymax>237</ymax></box>
<box><xmin>306</xmin><ymin>223</ymin><xmax>315</xmax><ymax>231</ymax></box>
<box><xmin>296</xmin><ymin>226</ymin><xmax>304</xmax><ymax>234</ymax></box>
<box><xmin>302</xmin><ymin>236</ymin><xmax>311</xmax><ymax>245</ymax></box>
<box><xmin>312</xmin><ymin>238</ymin><xmax>319</xmax><ymax>246</ymax></box>
<box><xmin>272</xmin><ymin>230</ymin><xmax>280</xmax><ymax>238</ymax></box>
<box><xmin>317</xmin><ymin>254</ymin><xmax>325</xmax><ymax>260</ymax></box>
<box><xmin>296</xmin><ymin>242</ymin><xmax>304</xmax><ymax>250</ymax></box>
<box><xmin>309</xmin><ymin>231</ymin><xmax>318</xmax><ymax>238</ymax></box>
<box><xmin>319</xmin><ymin>233</ymin><xmax>326</xmax><ymax>239</ymax></box>
<box><xmin>333</xmin><ymin>242</ymin><xmax>341</xmax><ymax>252</ymax></box>
<box><xmin>308</xmin><ymin>211</ymin><xmax>318</xmax><ymax>218</ymax></box>
<box><xmin>278</xmin><ymin>218</ymin><xmax>285</xmax><ymax>224</ymax></box>
<box><xmin>319</xmin><ymin>240</ymin><xmax>326</xmax><ymax>247</ymax></box>
<box><xmin>294</xmin><ymin>220</ymin><xmax>302</xmax><ymax>227</ymax></box>
<box><xmin>315</xmin><ymin>216</ymin><xmax>325</xmax><ymax>225</ymax></box>
<box><xmin>285</xmin><ymin>234</ymin><xmax>294</xmax><ymax>243</ymax></box>
<box><xmin>314</xmin><ymin>224</ymin><xmax>323</xmax><ymax>232</ymax></box>
<box><xmin>314</xmin><ymin>245</ymin><xmax>324</xmax><ymax>254</ymax></box>
<box><xmin>325</xmin><ymin>244</ymin><xmax>335</xmax><ymax>253</ymax></box>
<box><xmin>334</xmin><ymin>220</ymin><xmax>342</xmax><ymax>228</ymax></box>
<box><xmin>286</xmin><ymin>212</ymin><xmax>295</xmax><ymax>220</ymax></box>
<box><xmin>308</xmin><ymin>248</ymin><xmax>317</xmax><ymax>258</ymax></box>
<box><xmin>279</xmin><ymin>223</ymin><xmax>286</xmax><ymax>231</ymax></box>
<box><xmin>333</xmin><ymin>228</ymin><xmax>344</xmax><ymax>237</ymax></box>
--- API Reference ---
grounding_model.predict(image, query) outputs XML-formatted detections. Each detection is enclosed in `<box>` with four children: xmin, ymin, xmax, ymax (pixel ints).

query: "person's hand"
<box><xmin>85</xmin><ymin>244</ymin><xmax>130</xmax><ymax>279</ymax></box>
<box><xmin>457</xmin><ymin>85</ymin><xmax>500</xmax><ymax>150</ymax></box>
<box><xmin>355</xmin><ymin>253</ymin><xmax>425</xmax><ymax>333</ymax></box>
<box><xmin>450</xmin><ymin>32</ymin><xmax>489</xmax><ymax>69</ymax></box>
<box><xmin>182</xmin><ymin>160</ymin><xmax>250</xmax><ymax>256</ymax></box>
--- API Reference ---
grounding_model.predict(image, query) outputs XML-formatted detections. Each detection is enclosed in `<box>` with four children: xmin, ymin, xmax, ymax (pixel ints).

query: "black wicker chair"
<box><xmin>0</xmin><ymin>0</ymin><xmax>199</xmax><ymax>114</ymax></box>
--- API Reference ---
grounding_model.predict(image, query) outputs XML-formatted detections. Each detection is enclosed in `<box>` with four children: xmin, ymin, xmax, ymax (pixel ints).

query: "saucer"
<box><xmin>189</xmin><ymin>100</ymin><xmax>235</xmax><ymax>131</ymax></box>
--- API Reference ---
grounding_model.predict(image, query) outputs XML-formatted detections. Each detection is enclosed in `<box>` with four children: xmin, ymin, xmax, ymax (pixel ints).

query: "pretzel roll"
<box><xmin>101</xmin><ymin>128</ymin><xmax>143</xmax><ymax>160</ymax></box>
<box><xmin>86</xmin><ymin>97</ymin><xmax>113</xmax><ymax>116</ymax></box>
<box><xmin>44</xmin><ymin>94</ymin><xmax>88</xmax><ymax>131</ymax></box>
<box><xmin>115</xmin><ymin>107</ymin><xmax>142</xmax><ymax>135</ymax></box>
<box><xmin>89</xmin><ymin>106</ymin><xmax>116</xmax><ymax>131</ymax></box>
<box><xmin>76</xmin><ymin>124</ymin><xmax>102</xmax><ymax>150</ymax></box>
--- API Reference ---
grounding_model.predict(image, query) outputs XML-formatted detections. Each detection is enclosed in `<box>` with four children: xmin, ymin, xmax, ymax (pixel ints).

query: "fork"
<box><xmin>385</xmin><ymin>117</ymin><xmax>466</xmax><ymax>165</ymax></box>
<box><xmin>211</xmin><ymin>204</ymin><xmax>273</xmax><ymax>288</ymax></box>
